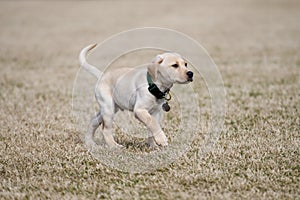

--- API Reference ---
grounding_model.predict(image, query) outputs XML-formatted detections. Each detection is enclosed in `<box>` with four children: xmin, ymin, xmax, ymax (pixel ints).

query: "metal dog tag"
<box><xmin>162</xmin><ymin>102</ymin><xmax>170</xmax><ymax>112</ymax></box>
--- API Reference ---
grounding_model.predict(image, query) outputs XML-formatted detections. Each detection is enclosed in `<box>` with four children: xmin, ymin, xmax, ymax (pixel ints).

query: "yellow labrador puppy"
<box><xmin>79</xmin><ymin>44</ymin><xmax>193</xmax><ymax>148</ymax></box>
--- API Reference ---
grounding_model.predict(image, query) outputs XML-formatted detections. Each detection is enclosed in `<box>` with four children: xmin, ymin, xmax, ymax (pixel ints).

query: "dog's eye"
<box><xmin>172</xmin><ymin>64</ymin><xmax>178</xmax><ymax>68</ymax></box>
<box><xmin>185</xmin><ymin>63</ymin><xmax>187</xmax><ymax>67</ymax></box>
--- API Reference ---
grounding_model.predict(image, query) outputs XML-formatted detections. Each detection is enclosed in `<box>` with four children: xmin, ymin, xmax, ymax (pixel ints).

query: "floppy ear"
<box><xmin>147</xmin><ymin>63</ymin><xmax>158</xmax><ymax>81</ymax></box>
<box><xmin>152</xmin><ymin>55</ymin><xmax>163</xmax><ymax>64</ymax></box>
<box><xmin>148</xmin><ymin>55</ymin><xmax>163</xmax><ymax>81</ymax></box>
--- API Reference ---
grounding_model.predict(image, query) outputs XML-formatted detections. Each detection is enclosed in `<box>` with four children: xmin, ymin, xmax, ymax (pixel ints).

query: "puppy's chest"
<box><xmin>148</xmin><ymin>99</ymin><xmax>164</xmax><ymax>113</ymax></box>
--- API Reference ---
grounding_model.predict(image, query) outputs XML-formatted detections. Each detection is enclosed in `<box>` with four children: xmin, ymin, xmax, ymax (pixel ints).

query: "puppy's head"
<box><xmin>148</xmin><ymin>53</ymin><xmax>193</xmax><ymax>84</ymax></box>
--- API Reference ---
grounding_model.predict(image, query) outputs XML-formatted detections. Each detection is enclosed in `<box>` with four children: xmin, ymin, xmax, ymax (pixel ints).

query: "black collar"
<box><xmin>147</xmin><ymin>72</ymin><xmax>169</xmax><ymax>99</ymax></box>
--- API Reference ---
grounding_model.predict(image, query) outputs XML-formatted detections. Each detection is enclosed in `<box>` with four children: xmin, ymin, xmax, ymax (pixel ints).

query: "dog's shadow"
<box><xmin>114</xmin><ymin>129</ymin><xmax>158</xmax><ymax>153</ymax></box>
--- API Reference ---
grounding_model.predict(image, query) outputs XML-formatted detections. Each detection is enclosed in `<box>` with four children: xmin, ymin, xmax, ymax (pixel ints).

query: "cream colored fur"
<box><xmin>79</xmin><ymin>44</ymin><xmax>193</xmax><ymax>148</ymax></box>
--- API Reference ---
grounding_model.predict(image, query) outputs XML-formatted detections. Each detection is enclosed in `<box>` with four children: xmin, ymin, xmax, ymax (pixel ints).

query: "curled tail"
<box><xmin>79</xmin><ymin>44</ymin><xmax>102</xmax><ymax>78</ymax></box>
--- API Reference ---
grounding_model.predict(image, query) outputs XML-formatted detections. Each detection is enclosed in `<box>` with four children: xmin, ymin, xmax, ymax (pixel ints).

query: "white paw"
<box><xmin>85</xmin><ymin>137</ymin><xmax>97</xmax><ymax>148</ymax></box>
<box><xmin>154</xmin><ymin>131</ymin><xmax>168</xmax><ymax>146</ymax></box>
<box><xmin>148</xmin><ymin>137</ymin><xmax>159</xmax><ymax>150</ymax></box>
<box><xmin>106</xmin><ymin>142</ymin><xmax>124</xmax><ymax>149</ymax></box>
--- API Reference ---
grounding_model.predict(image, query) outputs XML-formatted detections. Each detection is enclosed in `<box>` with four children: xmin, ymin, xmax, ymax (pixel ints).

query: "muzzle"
<box><xmin>187</xmin><ymin>71</ymin><xmax>193</xmax><ymax>82</ymax></box>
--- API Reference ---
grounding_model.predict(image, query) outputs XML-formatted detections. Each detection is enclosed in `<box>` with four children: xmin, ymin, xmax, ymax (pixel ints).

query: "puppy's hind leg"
<box><xmin>85</xmin><ymin>111</ymin><xmax>102</xmax><ymax>147</ymax></box>
<box><xmin>101</xmin><ymin>112</ymin><xmax>123</xmax><ymax>148</ymax></box>
<box><xmin>100</xmin><ymin>98</ymin><xmax>123</xmax><ymax>149</ymax></box>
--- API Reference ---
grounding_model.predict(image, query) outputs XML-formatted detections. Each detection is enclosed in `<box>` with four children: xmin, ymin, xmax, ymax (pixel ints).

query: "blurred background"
<box><xmin>1</xmin><ymin>0</ymin><xmax>299</xmax><ymax>199</ymax></box>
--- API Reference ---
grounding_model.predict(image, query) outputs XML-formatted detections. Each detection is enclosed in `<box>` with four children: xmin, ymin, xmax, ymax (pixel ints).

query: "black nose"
<box><xmin>187</xmin><ymin>71</ymin><xmax>193</xmax><ymax>78</ymax></box>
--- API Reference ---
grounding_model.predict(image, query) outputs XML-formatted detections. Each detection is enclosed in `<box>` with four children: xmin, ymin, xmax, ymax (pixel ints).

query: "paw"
<box><xmin>85</xmin><ymin>137</ymin><xmax>97</xmax><ymax>148</ymax></box>
<box><xmin>106</xmin><ymin>141</ymin><xmax>124</xmax><ymax>149</ymax></box>
<box><xmin>154</xmin><ymin>131</ymin><xmax>168</xmax><ymax>147</ymax></box>
<box><xmin>148</xmin><ymin>137</ymin><xmax>159</xmax><ymax>150</ymax></box>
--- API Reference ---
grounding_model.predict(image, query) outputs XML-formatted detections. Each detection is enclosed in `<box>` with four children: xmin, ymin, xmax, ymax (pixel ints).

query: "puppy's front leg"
<box><xmin>134</xmin><ymin>108</ymin><xmax>168</xmax><ymax>146</ymax></box>
<box><xmin>147</xmin><ymin>110</ymin><xmax>163</xmax><ymax>148</ymax></box>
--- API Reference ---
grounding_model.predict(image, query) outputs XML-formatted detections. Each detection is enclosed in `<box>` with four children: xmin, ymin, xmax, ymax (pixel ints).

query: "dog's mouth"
<box><xmin>187</xmin><ymin>77</ymin><xmax>193</xmax><ymax>82</ymax></box>
<box><xmin>177</xmin><ymin>78</ymin><xmax>193</xmax><ymax>84</ymax></box>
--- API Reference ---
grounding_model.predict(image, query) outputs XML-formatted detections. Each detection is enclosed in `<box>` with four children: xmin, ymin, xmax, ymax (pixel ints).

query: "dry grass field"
<box><xmin>1</xmin><ymin>0</ymin><xmax>299</xmax><ymax>199</ymax></box>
